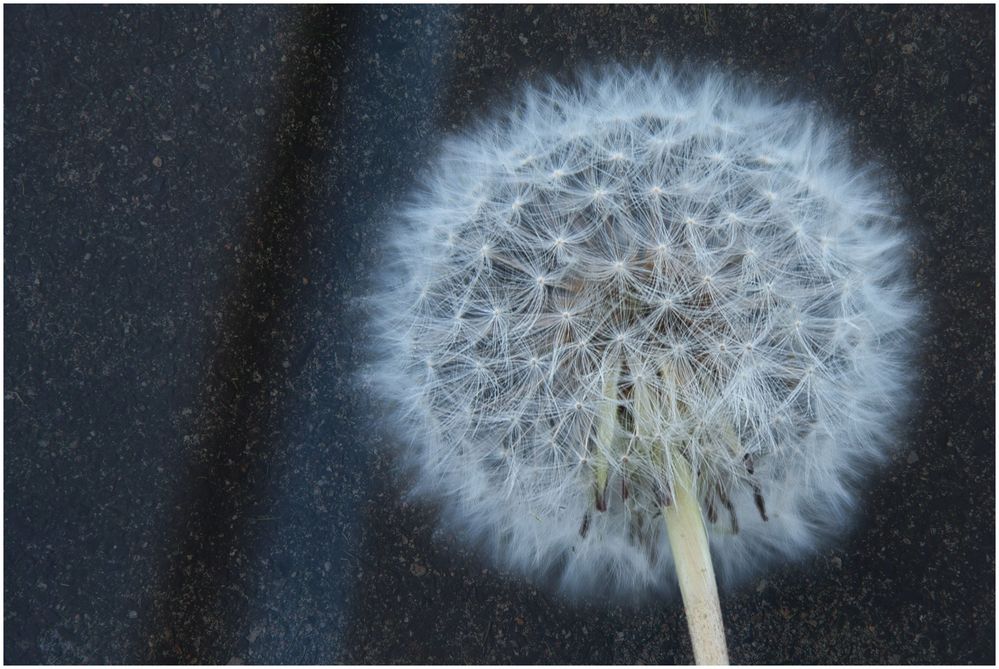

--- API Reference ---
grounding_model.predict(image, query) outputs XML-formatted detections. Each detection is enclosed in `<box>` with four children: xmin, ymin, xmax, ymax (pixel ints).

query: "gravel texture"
<box><xmin>4</xmin><ymin>4</ymin><xmax>994</xmax><ymax>664</ymax></box>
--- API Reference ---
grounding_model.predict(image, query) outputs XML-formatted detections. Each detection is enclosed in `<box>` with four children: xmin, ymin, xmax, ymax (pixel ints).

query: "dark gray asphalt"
<box><xmin>4</xmin><ymin>5</ymin><xmax>994</xmax><ymax>664</ymax></box>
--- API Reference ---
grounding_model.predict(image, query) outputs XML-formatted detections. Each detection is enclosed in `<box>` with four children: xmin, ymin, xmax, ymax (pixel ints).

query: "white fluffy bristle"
<box><xmin>368</xmin><ymin>64</ymin><xmax>918</xmax><ymax>601</ymax></box>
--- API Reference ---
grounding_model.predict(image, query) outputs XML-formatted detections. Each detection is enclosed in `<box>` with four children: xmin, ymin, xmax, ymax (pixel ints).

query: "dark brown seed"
<box><xmin>594</xmin><ymin>482</ymin><xmax>608</xmax><ymax>512</ymax></box>
<box><xmin>716</xmin><ymin>484</ymin><xmax>739</xmax><ymax>534</ymax></box>
<box><xmin>753</xmin><ymin>487</ymin><xmax>769</xmax><ymax>522</ymax></box>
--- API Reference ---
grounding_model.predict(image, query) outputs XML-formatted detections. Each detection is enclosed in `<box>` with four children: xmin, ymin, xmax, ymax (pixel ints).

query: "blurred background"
<box><xmin>4</xmin><ymin>4</ymin><xmax>994</xmax><ymax>664</ymax></box>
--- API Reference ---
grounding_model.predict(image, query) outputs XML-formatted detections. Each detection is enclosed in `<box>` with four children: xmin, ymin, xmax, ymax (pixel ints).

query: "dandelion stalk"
<box><xmin>663</xmin><ymin>452</ymin><xmax>728</xmax><ymax>665</ymax></box>
<box><xmin>638</xmin><ymin>369</ymin><xmax>727</xmax><ymax>665</ymax></box>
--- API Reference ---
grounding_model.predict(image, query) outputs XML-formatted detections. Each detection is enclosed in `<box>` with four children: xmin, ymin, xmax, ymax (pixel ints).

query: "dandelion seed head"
<box><xmin>370</xmin><ymin>65</ymin><xmax>919</xmax><ymax>601</ymax></box>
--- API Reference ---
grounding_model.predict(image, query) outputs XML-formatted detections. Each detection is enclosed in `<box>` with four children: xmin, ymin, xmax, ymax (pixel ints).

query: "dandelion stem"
<box><xmin>663</xmin><ymin>454</ymin><xmax>729</xmax><ymax>665</ymax></box>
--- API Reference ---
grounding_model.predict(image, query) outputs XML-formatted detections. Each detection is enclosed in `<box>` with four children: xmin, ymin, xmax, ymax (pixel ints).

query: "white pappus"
<box><xmin>368</xmin><ymin>64</ymin><xmax>919</xmax><ymax>603</ymax></box>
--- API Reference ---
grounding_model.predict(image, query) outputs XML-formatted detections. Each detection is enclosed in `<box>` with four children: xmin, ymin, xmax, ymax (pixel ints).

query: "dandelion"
<box><xmin>369</xmin><ymin>65</ymin><xmax>918</xmax><ymax>663</ymax></box>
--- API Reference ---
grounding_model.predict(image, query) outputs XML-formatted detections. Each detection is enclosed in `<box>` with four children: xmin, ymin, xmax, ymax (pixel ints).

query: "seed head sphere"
<box><xmin>371</xmin><ymin>65</ymin><xmax>918</xmax><ymax>601</ymax></box>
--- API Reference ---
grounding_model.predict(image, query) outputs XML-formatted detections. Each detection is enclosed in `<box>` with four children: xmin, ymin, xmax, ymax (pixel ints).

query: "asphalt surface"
<box><xmin>4</xmin><ymin>5</ymin><xmax>994</xmax><ymax>664</ymax></box>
